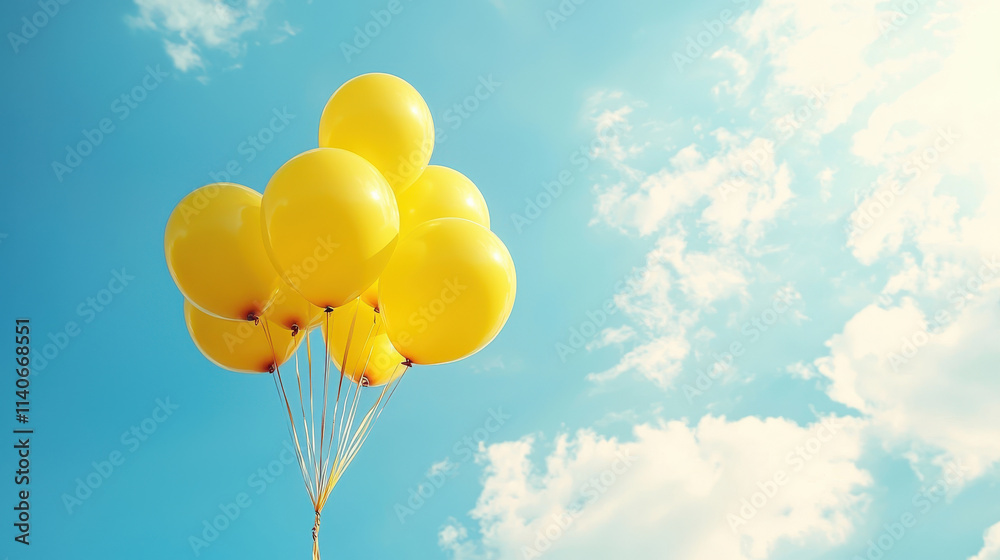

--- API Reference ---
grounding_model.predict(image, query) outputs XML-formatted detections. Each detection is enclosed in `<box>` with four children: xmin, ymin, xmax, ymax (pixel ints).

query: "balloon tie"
<box><xmin>402</xmin><ymin>359</ymin><xmax>413</xmax><ymax>368</ymax></box>
<box><xmin>311</xmin><ymin>510</ymin><xmax>322</xmax><ymax>560</ymax></box>
<box><xmin>291</xmin><ymin>324</ymin><xmax>300</xmax><ymax>337</ymax></box>
<box><xmin>324</xmin><ymin>306</ymin><xmax>334</xmax><ymax>313</ymax></box>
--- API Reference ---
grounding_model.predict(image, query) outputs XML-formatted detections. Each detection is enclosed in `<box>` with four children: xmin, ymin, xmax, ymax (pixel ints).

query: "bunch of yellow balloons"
<box><xmin>165</xmin><ymin>73</ymin><xmax>516</xmax><ymax>559</ymax></box>
<box><xmin>164</xmin><ymin>72</ymin><xmax>517</xmax><ymax>377</ymax></box>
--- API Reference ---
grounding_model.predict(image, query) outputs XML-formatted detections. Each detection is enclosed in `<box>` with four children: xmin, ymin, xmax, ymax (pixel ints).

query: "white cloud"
<box><xmin>814</xmin><ymin>278</ymin><xmax>1000</xmax><ymax>480</ymax></box>
<box><xmin>271</xmin><ymin>20</ymin><xmax>300</xmax><ymax>44</ymax></box>
<box><xmin>740</xmin><ymin>0</ymin><xmax>887</xmax><ymax>133</ymax></box>
<box><xmin>587</xmin><ymin>333</ymin><xmax>691</xmax><ymax>388</ymax></box>
<box><xmin>786</xmin><ymin>0</ymin><xmax>1000</xmax><ymax>482</ymax></box>
<box><xmin>128</xmin><ymin>0</ymin><xmax>271</xmax><ymax>72</ymax></box>
<box><xmin>429</xmin><ymin>457</ymin><xmax>459</xmax><ymax>478</ymax></box>
<box><xmin>585</xmin><ymin>325</ymin><xmax>635</xmax><ymax>351</ymax></box>
<box><xmin>591</xmin><ymin>125</ymin><xmax>793</xmax><ymax>245</ymax></box>
<box><xmin>164</xmin><ymin>39</ymin><xmax>203</xmax><ymax>72</ymax></box>
<box><xmin>441</xmin><ymin>415</ymin><xmax>870</xmax><ymax>560</ymax></box>
<box><xmin>970</xmin><ymin>521</ymin><xmax>1000</xmax><ymax>560</ymax></box>
<box><xmin>585</xmin><ymin>98</ymin><xmax>792</xmax><ymax>389</ymax></box>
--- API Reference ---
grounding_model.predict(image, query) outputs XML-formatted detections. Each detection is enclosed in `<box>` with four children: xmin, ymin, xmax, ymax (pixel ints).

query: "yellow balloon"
<box><xmin>318</xmin><ymin>73</ymin><xmax>434</xmax><ymax>193</ymax></box>
<box><xmin>360</xmin><ymin>166</ymin><xmax>490</xmax><ymax>311</ymax></box>
<box><xmin>184</xmin><ymin>301</ymin><xmax>299</xmax><ymax>374</ymax></box>
<box><xmin>379</xmin><ymin>218</ymin><xmax>516</xmax><ymax>365</ymax></box>
<box><xmin>323</xmin><ymin>299</ymin><xmax>405</xmax><ymax>387</ymax></box>
<box><xmin>360</xmin><ymin>281</ymin><xmax>380</xmax><ymax>310</ymax></box>
<box><xmin>165</xmin><ymin>183</ymin><xmax>281</xmax><ymax>321</ymax></box>
<box><xmin>264</xmin><ymin>281</ymin><xmax>327</xmax><ymax>332</ymax></box>
<box><xmin>397</xmin><ymin>165</ymin><xmax>490</xmax><ymax>236</ymax></box>
<box><xmin>261</xmin><ymin>148</ymin><xmax>399</xmax><ymax>309</ymax></box>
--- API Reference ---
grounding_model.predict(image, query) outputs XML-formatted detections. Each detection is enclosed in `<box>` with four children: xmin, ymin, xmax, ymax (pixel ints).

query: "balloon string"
<box><xmin>340</xmin><ymin>364</ymin><xmax>407</xmax><ymax>473</ymax></box>
<box><xmin>334</xmin><ymin>317</ymin><xmax>377</xmax><ymax>470</ymax></box>
<box><xmin>327</xmin><ymin>363</ymin><xmax>408</xmax><ymax>503</ymax></box>
<box><xmin>257</xmin><ymin>303</ymin><xmax>408</xmax><ymax>556</ymax></box>
<box><xmin>322</xmin><ymin>301</ymin><xmax>360</xmax><ymax>491</ymax></box>
<box><xmin>316</xmin><ymin>309</ymin><xmax>336</xmax><ymax>493</ymax></box>
<box><xmin>261</xmin><ymin>320</ymin><xmax>316</xmax><ymax>503</ymax></box>
<box><xmin>306</xmin><ymin>325</ymin><xmax>317</xmax><ymax>484</ymax></box>
<box><xmin>292</xmin><ymin>329</ymin><xmax>316</xmax><ymax>482</ymax></box>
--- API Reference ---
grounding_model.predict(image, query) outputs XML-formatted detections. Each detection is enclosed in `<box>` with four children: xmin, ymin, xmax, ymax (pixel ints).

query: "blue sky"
<box><xmin>2</xmin><ymin>0</ymin><xmax>1000</xmax><ymax>559</ymax></box>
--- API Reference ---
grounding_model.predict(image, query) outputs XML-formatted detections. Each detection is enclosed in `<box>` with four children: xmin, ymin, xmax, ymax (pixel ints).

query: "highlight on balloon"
<box><xmin>163</xmin><ymin>73</ymin><xmax>516</xmax><ymax>558</ymax></box>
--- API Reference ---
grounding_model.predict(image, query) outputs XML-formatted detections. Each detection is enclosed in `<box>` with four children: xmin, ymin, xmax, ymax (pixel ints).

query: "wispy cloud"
<box><xmin>127</xmin><ymin>0</ymin><xmax>272</xmax><ymax>75</ymax></box>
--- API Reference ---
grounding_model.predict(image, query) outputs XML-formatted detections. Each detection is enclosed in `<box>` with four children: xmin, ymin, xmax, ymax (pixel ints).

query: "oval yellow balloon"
<box><xmin>379</xmin><ymin>218</ymin><xmax>516</xmax><ymax>365</ymax></box>
<box><xmin>323</xmin><ymin>299</ymin><xmax>404</xmax><ymax>387</ymax></box>
<box><xmin>184</xmin><ymin>301</ymin><xmax>299</xmax><ymax>374</ymax></box>
<box><xmin>397</xmin><ymin>165</ymin><xmax>490</xmax><ymax>236</ymax></box>
<box><xmin>318</xmin><ymin>73</ymin><xmax>434</xmax><ymax>193</ymax></box>
<box><xmin>263</xmin><ymin>281</ymin><xmax>327</xmax><ymax>332</ymax></box>
<box><xmin>261</xmin><ymin>148</ymin><xmax>399</xmax><ymax>309</ymax></box>
<box><xmin>165</xmin><ymin>183</ymin><xmax>281</xmax><ymax>321</ymax></box>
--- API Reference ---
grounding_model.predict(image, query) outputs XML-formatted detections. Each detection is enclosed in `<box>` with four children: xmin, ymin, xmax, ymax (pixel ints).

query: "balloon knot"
<box><xmin>324</xmin><ymin>306</ymin><xmax>334</xmax><ymax>313</ymax></box>
<box><xmin>402</xmin><ymin>359</ymin><xmax>413</xmax><ymax>368</ymax></box>
<box><xmin>312</xmin><ymin>511</ymin><xmax>322</xmax><ymax>540</ymax></box>
<box><xmin>268</xmin><ymin>364</ymin><xmax>276</xmax><ymax>374</ymax></box>
<box><xmin>291</xmin><ymin>324</ymin><xmax>300</xmax><ymax>336</ymax></box>
<box><xmin>249</xmin><ymin>313</ymin><xmax>259</xmax><ymax>324</ymax></box>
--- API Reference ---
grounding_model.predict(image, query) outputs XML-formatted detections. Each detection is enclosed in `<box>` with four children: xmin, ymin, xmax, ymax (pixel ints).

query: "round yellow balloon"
<box><xmin>359</xmin><ymin>281</ymin><xmax>380</xmax><ymax>310</ymax></box>
<box><xmin>397</xmin><ymin>165</ymin><xmax>490</xmax><ymax>236</ymax></box>
<box><xmin>264</xmin><ymin>281</ymin><xmax>327</xmax><ymax>332</ymax></box>
<box><xmin>318</xmin><ymin>73</ymin><xmax>434</xmax><ymax>193</ymax></box>
<box><xmin>165</xmin><ymin>183</ymin><xmax>281</xmax><ymax>321</ymax></box>
<box><xmin>261</xmin><ymin>148</ymin><xmax>399</xmax><ymax>309</ymax></box>
<box><xmin>323</xmin><ymin>299</ymin><xmax>405</xmax><ymax>387</ymax></box>
<box><xmin>360</xmin><ymin>166</ymin><xmax>490</xmax><ymax>311</ymax></box>
<box><xmin>184</xmin><ymin>301</ymin><xmax>299</xmax><ymax>374</ymax></box>
<box><xmin>379</xmin><ymin>218</ymin><xmax>516</xmax><ymax>365</ymax></box>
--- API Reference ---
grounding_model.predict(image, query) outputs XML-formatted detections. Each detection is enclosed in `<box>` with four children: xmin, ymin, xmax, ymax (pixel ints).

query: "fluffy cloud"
<box><xmin>795</xmin><ymin>0</ymin><xmax>1000</xmax><ymax>482</ymax></box>
<box><xmin>440</xmin><ymin>415</ymin><xmax>870</xmax><ymax>560</ymax></box>
<box><xmin>814</xmin><ymin>275</ymin><xmax>1000</xmax><ymax>479</ymax></box>
<box><xmin>128</xmin><ymin>0</ymin><xmax>271</xmax><ymax>72</ymax></box>
<box><xmin>970</xmin><ymin>521</ymin><xmax>1000</xmax><ymax>560</ymax></box>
